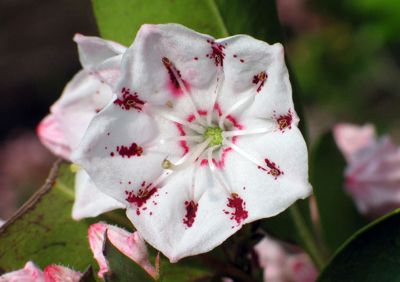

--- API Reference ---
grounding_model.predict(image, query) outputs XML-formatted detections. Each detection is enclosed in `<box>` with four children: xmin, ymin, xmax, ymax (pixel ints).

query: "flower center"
<box><xmin>203</xmin><ymin>126</ymin><xmax>223</xmax><ymax>146</ymax></box>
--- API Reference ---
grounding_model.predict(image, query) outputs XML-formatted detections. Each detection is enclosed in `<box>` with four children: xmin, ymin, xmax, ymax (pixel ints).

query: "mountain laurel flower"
<box><xmin>37</xmin><ymin>34</ymin><xmax>126</xmax><ymax>220</ymax></box>
<box><xmin>0</xmin><ymin>261</ymin><xmax>82</xmax><ymax>282</ymax></box>
<box><xmin>334</xmin><ymin>123</ymin><xmax>400</xmax><ymax>218</ymax></box>
<box><xmin>74</xmin><ymin>24</ymin><xmax>312</xmax><ymax>261</ymax></box>
<box><xmin>255</xmin><ymin>237</ymin><xmax>317</xmax><ymax>282</ymax></box>
<box><xmin>88</xmin><ymin>222</ymin><xmax>158</xmax><ymax>279</ymax></box>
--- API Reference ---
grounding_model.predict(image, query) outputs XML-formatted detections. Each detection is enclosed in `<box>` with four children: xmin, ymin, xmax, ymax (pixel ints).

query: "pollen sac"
<box><xmin>274</xmin><ymin>110</ymin><xmax>293</xmax><ymax>132</ymax></box>
<box><xmin>252</xmin><ymin>71</ymin><xmax>268</xmax><ymax>93</ymax></box>
<box><xmin>114</xmin><ymin>88</ymin><xmax>145</xmax><ymax>111</ymax></box>
<box><xmin>258</xmin><ymin>158</ymin><xmax>284</xmax><ymax>179</ymax></box>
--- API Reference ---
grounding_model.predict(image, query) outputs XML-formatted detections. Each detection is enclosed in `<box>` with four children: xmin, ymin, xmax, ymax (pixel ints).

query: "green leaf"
<box><xmin>103</xmin><ymin>232</ymin><xmax>155</xmax><ymax>282</ymax></box>
<box><xmin>0</xmin><ymin>160</ymin><xmax>93</xmax><ymax>272</ymax></box>
<box><xmin>318</xmin><ymin>208</ymin><xmax>400</xmax><ymax>282</ymax></box>
<box><xmin>310</xmin><ymin>132</ymin><xmax>366</xmax><ymax>252</ymax></box>
<box><xmin>91</xmin><ymin>0</ymin><xmax>283</xmax><ymax>45</ymax></box>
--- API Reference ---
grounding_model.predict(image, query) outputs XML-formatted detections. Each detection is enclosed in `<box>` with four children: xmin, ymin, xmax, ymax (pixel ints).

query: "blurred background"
<box><xmin>0</xmin><ymin>0</ymin><xmax>399</xmax><ymax>220</ymax></box>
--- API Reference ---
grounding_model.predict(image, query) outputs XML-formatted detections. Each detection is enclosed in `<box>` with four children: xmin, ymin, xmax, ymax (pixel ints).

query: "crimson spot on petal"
<box><xmin>258</xmin><ymin>158</ymin><xmax>284</xmax><ymax>179</ymax></box>
<box><xmin>183</xmin><ymin>200</ymin><xmax>198</xmax><ymax>228</ymax></box>
<box><xmin>162</xmin><ymin>57</ymin><xmax>189</xmax><ymax>97</ymax></box>
<box><xmin>224</xmin><ymin>193</ymin><xmax>248</xmax><ymax>225</ymax></box>
<box><xmin>207</xmin><ymin>40</ymin><xmax>226</xmax><ymax>67</ymax></box>
<box><xmin>252</xmin><ymin>71</ymin><xmax>268</xmax><ymax>93</ymax></box>
<box><xmin>125</xmin><ymin>181</ymin><xmax>158</xmax><ymax>215</ymax></box>
<box><xmin>274</xmin><ymin>109</ymin><xmax>293</xmax><ymax>132</ymax></box>
<box><xmin>116</xmin><ymin>143</ymin><xmax>143</xmax><ymax>158</ymax></box>
<box><xmin>114</xmin><ymin>88</ymin><xmax>145</xmax><ymax>112</ymax></box>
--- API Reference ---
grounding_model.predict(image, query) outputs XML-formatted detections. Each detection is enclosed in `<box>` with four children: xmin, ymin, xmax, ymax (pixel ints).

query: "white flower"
<box><xmin>37</xmin><ymin>34</ymin><xmax>126</xmax><ymax>220</ymax></box>
<box><xmin>74</xmin><ymin>24</ymin><xmax>311</xmax><ymax>261</ymax></box>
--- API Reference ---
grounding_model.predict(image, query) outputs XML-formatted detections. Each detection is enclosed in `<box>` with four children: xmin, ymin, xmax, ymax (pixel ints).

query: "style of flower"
<box><xmin>37</xmin><ymin>34</ymin><xmax>126</xmax><ymax>220</ymax></box>
<box><xmin>254</xmin><ymin>236</ymin><xmax>317</xmax><ymax>282</ymax></box>
<box><xmin>334</xmin><ymin>123</ymin><xmax>400</xmax><ymax>218</ymax></box>
<box><xmin>88</xmin><ymin>222</ymin><xmax>158</xmax><ymax>279</ymax></box>
<box><xmin>0</xmin><ymin>261</ymin><xmax>82</xmax><ymax>282</ymax></box>
<box><xmin>74</xmin><ymin>24</ymin><xmax>311</xmax><ymax>261</ymax></box>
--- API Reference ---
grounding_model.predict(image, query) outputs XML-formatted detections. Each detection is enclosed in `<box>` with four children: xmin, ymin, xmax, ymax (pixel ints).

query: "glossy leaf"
<box><xmin>0</xmin><ymin>160</ymin><xmax>93</xmax><ymax>272</ymax></box>
<box><xmin>318</xmin><ymin>208</ymin><xmax>400</xmax><ymax>281</ymax></box>
<box><xmin>310</xmin><ymin>132</ymin><xmax>366</xmax><ymax>252</ymax></box>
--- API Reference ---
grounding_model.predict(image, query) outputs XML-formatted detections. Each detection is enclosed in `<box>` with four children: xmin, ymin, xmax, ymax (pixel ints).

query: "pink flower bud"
<box><xmin>88</xmin><ymin>222</ymin><xmax>158</xmax><ymax>279</ymax></box>
<box><xmin>334</xmin><ymin>123</ymin><xmax>400</xmax><ymax>217</ymax></box>
<box><xmin>255</xmin><ymin>237</ymin><xmax>317</xmax><ymax>282</ymax></box>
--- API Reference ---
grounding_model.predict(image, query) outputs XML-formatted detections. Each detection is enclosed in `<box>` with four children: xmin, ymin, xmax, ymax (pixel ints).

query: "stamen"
<box><xmin>222</xmin><ymin>126</ymin><xmax>274</xmax><ymax>138</ymax></box>
<box><xmin>148</xmin><ymin>106</ymin><xmax>204</xmax><ymax>134</ymax></box>
<box><xmin>167</xmin><ymin>138</ymin><xmax>212</xmax><ymax>171</ymax></box>
<box><xmin>218</xmin><ymin>94</ymin><xmax>254</xmax><ymax>129</ymax></box>
<box><xmin>207</xmin><ymin>146</ymin><xmax>232</xmax><ymax>194</ymax></box>
<box><xmin>223</xmin><ymin>140</ymin><xmax>265</xmax><ymax>169</ymax></box>
<box><xmin>207</xmin><ymin>72</ymin><xmax>224</xmax><ymax>126</ymax></box>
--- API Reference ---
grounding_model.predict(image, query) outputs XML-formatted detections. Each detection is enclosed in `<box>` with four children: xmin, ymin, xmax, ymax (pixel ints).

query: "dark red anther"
<box><xmin>252</xmin><ymin>71</ymin><xmax>268</xmax><ymax>93</ymax></box>
<box><xmin>125</xmin><ymin>181</ymin><xmax>158</xmax><ymax>215</ymax></box>
<box><xmin>114</xmin><ymin>88</ymin><xmax>145</xmax><ymax>111</ymax></box>
<box><xmin>207</xmin><ymin>41</ymin><xmax>226</xmax><ymax>67</ymax></box>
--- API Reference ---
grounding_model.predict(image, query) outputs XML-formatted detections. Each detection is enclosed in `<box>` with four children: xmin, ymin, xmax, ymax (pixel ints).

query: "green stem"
<box><xmin>289</xmin><ymin>204</ymin><xmax>325</xmax><ymax>270</ymax></box>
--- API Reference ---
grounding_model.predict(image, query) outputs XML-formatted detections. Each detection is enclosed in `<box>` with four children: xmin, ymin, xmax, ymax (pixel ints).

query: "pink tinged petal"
<box><xmin>0</xmin><ymin>261</ymin><xmax>45</xmax><ymax>282</ymax></box>
<box><xmin>88</xmin><ymin>223</ymin><xmax>109</xmax><ymax>278</ymax></box>
<box><xmin>38</xmin><ymin>70</ymin><xmax>113</xmax><ymax>161</ymax></box>
<box><xmin>106</xmin><ymin>225</ymin><xmax>158</xmax><ymax>278</ymax></box>
<box><xmin>88</xmin><ymin>222</ymin><xmax>158</xmax><ymax>279</ymax></box>
<box><xmin>333</xmin><ymin>123</ymin><xmax>376</xmax><ymax>162</ymax></box>
<box><xmin>37</xmin><ymin>114</ymin><xmax>71</xmax><ymax>160</ymax></box>
<box><xmin>344</xmin><ymin>136</ymin><xmax>400</xmax><ymax>217</ymax></box>
<box><xmin>72</xmin><ymin>169</ymin><xmax>125</xmax><ymax>220</ymax></box>
<box><xmin>43</xmin><ymin>265</ymin><xmax>82</xmax><ymax>282</ymax></box>
<box><xmin>255</xmin><ymin>237</ymin><xmax>317</xmax><ymax>282</ymax></box>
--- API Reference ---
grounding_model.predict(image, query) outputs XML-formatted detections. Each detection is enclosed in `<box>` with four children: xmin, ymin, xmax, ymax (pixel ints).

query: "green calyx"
<box><xmin>204</xmin><ymin>127</ymin><xmax>223</xmax><ymax>146</ymax></box>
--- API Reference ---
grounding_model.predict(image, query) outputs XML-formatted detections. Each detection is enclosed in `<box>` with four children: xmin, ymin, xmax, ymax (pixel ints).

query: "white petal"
<box><xmin>53</xmin><ymin>70</ymin><xmax>113</xmax><ymax>152</ymax></box>
<box><xmin>74</xmin><ymin>34</ymin><xmax>126</xmax><ymax>70</ymax></box>
<box><xmin>126</xmin><ymin>166</ymin><xmax>238</xmax><ymax>262</ymax></box>
<box><xmin>72</xmin><ymin>169</ymin><xmax>125</xmax><ymax>220</ymax></box>
<box><xmin>73</xmin><ymin>101</ymin><xmax>182</xmax><ymax>204</ymax></box>
<box><xmin>222</xmin><ymin>127</ymin><xmax>311</xmax><ymax>222</ymax></box>
<box><xmin>117</xmin><ymin>24</ymin><xmax>220</xmax><ymax>119</ymax></box>
<box><xmin>215</xmin><ymin>36</ymin><xmax>289</xmax><ymax>118</ymax></box>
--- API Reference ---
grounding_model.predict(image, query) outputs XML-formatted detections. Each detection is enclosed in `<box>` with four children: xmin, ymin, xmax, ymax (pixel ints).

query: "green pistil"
<box><xmin>204</xmin><ymin>127</ymin><xmax>223</xmax><ymax>146</ymax></box>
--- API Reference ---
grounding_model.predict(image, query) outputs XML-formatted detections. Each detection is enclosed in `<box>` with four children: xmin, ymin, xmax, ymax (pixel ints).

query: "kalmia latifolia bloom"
<box><xmin>334</xmin><ymin>123</ymin><xmax>400</xmax><ymax>218</ymax></box>
<box><xmin>74</xmin><ymin>24</ymin><xmax>311</xmax><ymax>261</ymax></box>
<box><xmin>255</xmin><ymin>237</ymin><xmax>317</xmax><ymax>282</ymax></box>
<box><xmin>37</xmin><ymin>34</ymin><xmax>126</xmax><ymax>220</ymax></box>
<box><xmin>0</xmin><ymin>261</ymin><xmax>82</xmax><ymax>282</ymax></box>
